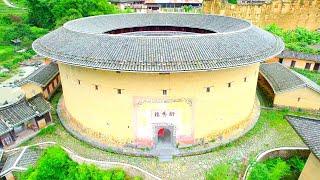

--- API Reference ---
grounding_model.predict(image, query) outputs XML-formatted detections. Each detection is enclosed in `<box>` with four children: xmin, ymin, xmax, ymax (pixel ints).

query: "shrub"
<box><xmin>19</xmin><ymin>146</ymin><xmax>139</xmax><ymax>180</ymax></box>
<box><xmin>206</xmin><ymin>163</ymin><xmax>238</xmax><ymax>180</ymax></box>
<box><xmin>248</xmin><ymin>156</ymin><xmax>306</xmax><ymax>180</ymax></box>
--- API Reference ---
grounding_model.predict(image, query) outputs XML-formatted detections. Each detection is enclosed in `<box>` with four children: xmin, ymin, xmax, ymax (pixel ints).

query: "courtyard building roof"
<box><xmin>286</xmin><ymin>115</ymin><xmax>320</xmax><ymax>160</ymax></box>
<box><xmin>0</xmin><ymin>95</ymin><xmax>51</xmax><ymax>136</ymax></box>
<box><xmin>278</xmin><ymin>50</ymin><xmax>320</xmax><ymax>62</ymax></box>
<box><xmin>0</xmin><ymin>147</ymin><xmax>43</xmax><ymax>177</ymax></box>
<box><xmin>18</xmin><ymin>62</ymin><xmax>59</xmax><ymax>87</ymax></box>
<box><xmin>32</xmin><ymin>13</ymin><xmax>284</xmax><ymax>72</ymax></box>
<box><xmin>259</xmin><ymin>63</ymin><xmax>320</xmax><ymax>94</ymax></box>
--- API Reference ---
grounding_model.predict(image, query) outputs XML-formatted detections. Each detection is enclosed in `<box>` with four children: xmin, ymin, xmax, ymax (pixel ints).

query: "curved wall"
<box><xmin>58</xmin><ymin>63</ymin><xmax>259</xmax><ymax>147</ymax></box>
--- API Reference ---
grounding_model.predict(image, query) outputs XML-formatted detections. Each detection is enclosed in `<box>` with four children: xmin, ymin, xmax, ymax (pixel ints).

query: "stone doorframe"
<box><xmin>152</xmin><ymin>123</ymin><xmax>176</xmax><ymax>148</ymax></box>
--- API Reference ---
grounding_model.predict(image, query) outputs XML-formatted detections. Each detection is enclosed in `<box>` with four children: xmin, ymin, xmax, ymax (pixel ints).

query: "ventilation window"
<box><xmin>77</xmin><ymin>80</ymin><xmax>81</xmax><ymax>85</ymax></box>
<box><xmin>228</xmin><ymin>82</ymin><xmax>232</xmax><ymax>88</ymax></box>
<box><xmin>206</xmin><ymin>87</ymin><xmax>211</xmax><ymax>93</ymax></box>
<box><xmin>298</xmin><ymin>97</ymin><xmax>301</xmax><ymax>102</ymax></box>
<box><xmin>163</xmin><ymin>89</ymin><xmax>167</xmax><ymax>95</ymax></box>
<box><xmin>117</xmin><ymin>89</ymin><xmax>122</xmax><ymax>94</ymax></box>
<box><xmin>116</xmin><ymin>71</ymin><xmax>121</xmax><ymax>73</ymax></box>
<box><xmin>244</xmin><ymin>77</ymin><xmax>247</xmax><ymax>82</ymax></box>
<box><xmin>95</xmin><ymin>85</ymin><xmax>99</xmax><ymax>90</ymax></box>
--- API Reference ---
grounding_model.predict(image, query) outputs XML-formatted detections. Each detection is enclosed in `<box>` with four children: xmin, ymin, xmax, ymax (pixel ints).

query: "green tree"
<box><xmin>26</xmin><ymin>0</ymin><xmax>120</xmax><ymax>29</ymax></box>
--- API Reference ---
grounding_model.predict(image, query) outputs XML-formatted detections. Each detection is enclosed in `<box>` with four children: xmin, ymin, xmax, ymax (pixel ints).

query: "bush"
<box><xmin>18</xmin><ymin>146</ymin><xmax>139</xmax><ymax>180</ymax></box>
<box><xmin>248</xmin><ymin>156</ymin><xmax>306</xmax><ymax>180</ymax></box>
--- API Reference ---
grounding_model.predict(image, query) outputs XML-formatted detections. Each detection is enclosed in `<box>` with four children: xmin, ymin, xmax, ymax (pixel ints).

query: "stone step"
<box><xmin>158</xmin><ymin>154</ymin><xmax>173</xmax><ymax>162</ymax></box>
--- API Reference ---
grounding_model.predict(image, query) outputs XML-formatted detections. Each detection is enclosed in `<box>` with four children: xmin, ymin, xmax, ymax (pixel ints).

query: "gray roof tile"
<box><xmin>18</xmin><ymin>63</ymin><xmax>59</xmax><ymax>87</ymax></box>
<box><xmin>33</xmin><ymin>13</ymin><xmax>284</xmax><ymax>72</ymax></box>
<box><xmin>259</xmin><ymin>63</ymin><xmax>320</xmax><ymax>93</ymax></box>
<box><xmin>286</xmin><ymin>115</ymin><xmax>320</xmax><ymax>160</ymax></box>
<box><xmin>278</xmin><ymin>50</ymin><xmax>320</xmax><ymax>62</ymax></box>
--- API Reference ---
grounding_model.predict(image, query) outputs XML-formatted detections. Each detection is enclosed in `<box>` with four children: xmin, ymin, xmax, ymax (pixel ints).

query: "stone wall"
<box><xmin>203</xmin><ymin>0</ymin><xmax>320</xmax><ymax>30</ymax></box>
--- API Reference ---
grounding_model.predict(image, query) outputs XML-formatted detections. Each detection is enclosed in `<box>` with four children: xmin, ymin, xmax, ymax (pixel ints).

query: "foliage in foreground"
<box><xmin>248</xmin><ymin>156</ymin><xmax>306</xmax><ymax>180</ymax></box>
<box><xmin>206</xmin><ymin>162</ymin><xmax>238</xmax><ymax>180</ymax></box>
<box><xmin>265</xmin><ymin>24</ymin><xmax>320</xmax><ymax>55</ymax></box>
<box><xmin>293</xmin><ymin>68</ymin><xmax>320</xmax><ymax>86</ymax></box>
<box><xmin>18</xmin><ymin>146</ymin><xmax>141</xmax><ymax>180</ymax></box>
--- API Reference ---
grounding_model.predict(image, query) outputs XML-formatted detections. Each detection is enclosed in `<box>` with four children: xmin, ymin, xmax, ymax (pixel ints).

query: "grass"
<box><xmin>0</xmin><ymin>1</ymin><xmax>26</xmax><ymax>15</ymax></box>
<box><xmin>292</xmin><ymin>68</ymin><xmax>320</xmax><ymax>85</ymax></box>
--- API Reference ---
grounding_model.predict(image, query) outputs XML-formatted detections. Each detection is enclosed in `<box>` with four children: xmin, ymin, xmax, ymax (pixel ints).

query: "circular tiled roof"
<box><xmin>32</xmin><ymin>13</ymin><xmax>284</xmax><ymax>72</ymax></box>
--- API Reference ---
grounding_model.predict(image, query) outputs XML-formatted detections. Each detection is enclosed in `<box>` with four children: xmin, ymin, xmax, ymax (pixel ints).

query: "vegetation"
<box><xmin>206</xmin><ymin>162</ymin><xmax>238</xmax><ymax>180</ymax></box>
<box><xmin>292</xmin><ymin>68</ymin><xmax>320</xmax><ymax>85</ymax></box>
<box><xmin>25</xmin><ymin>0</ymin><xmax>121</xmax><ymax>29</ymax></box>
<box><xmin>17</xmin><ymin>146</ymin><xmax>141</xmax><ymax>180</ymax></box>
<box><xmin>265</xmin><ymin>24</ymin><xmax>320</xmax><ymax>55</ymax></box>
<box><xmin>228</xmin><ymin>0</ymin><xmax>237</xmax><ymax>4</ymax></box>
<box><xmin>248</xmin><ymin>156</ymin><xmax>306</xmax><ymax>180</ymax></box>
<box><xmin>0</xmin><ymin>12</ymin><xmax>47</xmax><ymax>79</ymax></box>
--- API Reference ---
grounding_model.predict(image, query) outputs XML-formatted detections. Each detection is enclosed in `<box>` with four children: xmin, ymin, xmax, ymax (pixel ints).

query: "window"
<box><xmin>95</xmin><ymin>85</ymin><xmax>99</xmax><ymax>90</ymax></box>
<box><xmin>298</xmin><ymin>97</ymin><xmax>301</xmax><ymax>102</ymax></box>
<box><xmin>244</xmin><ymin>77</ymin><xmax>247</xmax><ymax>82</ymax></box>
<box><xmin>162</xmin><ymin>89</ymin><xmax>167</xmax><ymax>95</ymax></box>
<box><xmin>116</xmin><ymin>71</ymin><xmax>121</xmax><ymax>73</ymax></box>
<box><xmin>305</xmin><ymin>63</ymin><xmax>311</xmax><ymax>70</ymax></box>
<box><xmin>290</xmin><ymin>61</ymin><xmax>296</xmax><ymax>68</ymax></box>
<box><xmin>206</xmin><ymin>87</ymin><xmax>211</xmax><ymax>92</ymax></box>
<box><xmin>279</xmin><ymin>58</ymin><xmax>283</xmax><ymax>64</ymax></box>
<box><xmin>228</xmin><ymin>82</ymin><xmax>232</xmax><ymax>88</ymax></box>
<box><xmin>77</xmin><ymin>80</ymin><xmax>81</xmax><ymax>85</ymax></box>
<box><xmin>117</xmin><ymin>89</ymin><xmax>122</xmax><ymax>94</ymax></box>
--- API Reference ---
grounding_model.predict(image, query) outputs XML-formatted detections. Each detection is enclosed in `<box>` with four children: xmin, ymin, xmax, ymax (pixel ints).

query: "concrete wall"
<box><xmin>299</xmin><ymin>153</ymin><xmax>320</xmax><ymax>180</ymax></box>
<box><xmin>203</xmin><ymin>0</ymin><xmax>320</xmax><ymax>30</ymax></box>
<box><xmin>274</xmin><ymin>87</ymin><xmax>320</xmax><ymax>110</ymax></box>
<box><xmin>58</xmin><ymin>62</ymin><xmax>259</xmax><ymax>147</ymax></box>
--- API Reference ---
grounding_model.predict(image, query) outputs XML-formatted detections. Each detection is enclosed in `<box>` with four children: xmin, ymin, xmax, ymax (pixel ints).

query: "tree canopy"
<box><xmin>25</xmin><ymin>0</ymin><xmax>120</xmax><ymax>29</ymax></box>
<box><xmin>18</xmin><ymin>146</ymin><xmax>142</xmax><ymax>180</ymax></box>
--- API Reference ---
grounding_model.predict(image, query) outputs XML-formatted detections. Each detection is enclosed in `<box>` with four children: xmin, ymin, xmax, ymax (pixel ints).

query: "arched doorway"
<box><xmin>157</xmin><ymin>128</ymin><xmax>172</xmax><ymax>145</ymax></box>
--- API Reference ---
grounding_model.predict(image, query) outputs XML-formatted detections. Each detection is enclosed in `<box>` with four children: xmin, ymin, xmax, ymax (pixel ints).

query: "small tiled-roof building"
<box><xmin>267</xmin><ymin>50</ymin><xmax>320</xmax><ymax>71</ymax></box>
<box><xmin>18</xmin><ymin>62</ymin><xmax>60</xmax><ymax>100</ymax></box>
<box><xmin>258</xmin><ymin>63</ymin><xmax>320</xmax><ymax>110</ymax></box>
<box><xmin>0</xmin><ymin>147</ymin><xmax>43</xmax><ymax>178</ymax></box>
<box><xmin>0</xmin><ymin>94</ymin><xmax>51</xmax><ymax>148</ymax></box>
<box><xmin>286</xmin><ymin>115</ymin><xmax>320</xmax><ymax>180</ymax></box>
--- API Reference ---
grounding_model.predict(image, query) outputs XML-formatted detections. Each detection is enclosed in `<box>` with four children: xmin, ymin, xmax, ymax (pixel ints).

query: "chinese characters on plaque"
<box><xmin>152</xmin><ymin>110</ymin><xmax>177</xmax><ymax>121</ymax></box>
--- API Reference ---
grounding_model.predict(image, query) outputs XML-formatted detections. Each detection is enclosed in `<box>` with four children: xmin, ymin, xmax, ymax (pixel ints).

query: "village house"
<box><xmin>267</xmin><ymin>50</ymin><xmax>320</xmax><ymax>71</ymax></box>
<box><xmin>258</xmin><ymin>63</ymin><xmax>320</xmax><ymax>110</ymax></box>
<box><xmin>18</xmin><ymin>62</ymin><xmax>60</xmax><ymax>100</ymax></box>
<box><xmin>0</xmin><ymin>94</ymin><xmax>51</xmax><ymax>148</ymax></box>
<box><xmin>286</xmin><ymin>115</ymin><xmax>320</xmax><ymax>180</ymax></box>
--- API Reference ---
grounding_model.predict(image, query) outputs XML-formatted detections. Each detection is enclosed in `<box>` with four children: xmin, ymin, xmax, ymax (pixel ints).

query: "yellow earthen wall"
<box><xmin>58</xmin><ymin>63</ymin><xmax>259</xmax><ymax>145</ymax></box>
<box><xmin>21</xmin><ymin>83</ymin><xmax>43</xmax><ymax>99</ymax></box>
<box><xmin>266</xmin><ymin>57</ymin><xmax>316</xmax><ymax>70</ymax></box>
<box><xmin>299</xmin><ymin>153</ymin><xmax>320</xmax><ymax>180</ymax></box>
<box><xmin>203</xmin><ymin>0</ymin><xmax>320</xmax><ymax>30</ymax></box>
<box><xmin>274</xmin><ymin>87</ymin><xmax>320</xmax><ymax>110</ymax></box>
